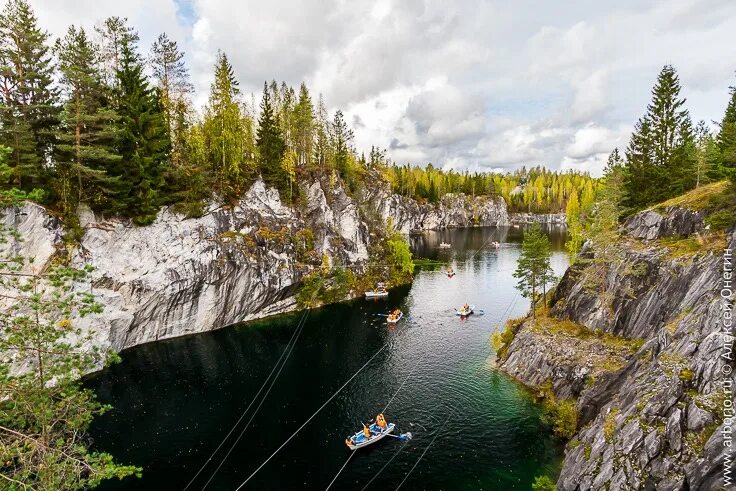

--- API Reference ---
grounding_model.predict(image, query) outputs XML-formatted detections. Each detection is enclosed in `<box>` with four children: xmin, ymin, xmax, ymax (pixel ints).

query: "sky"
<box><xmin>29</xmin><ymin>0</ymin><xmax>736</xmax><ymax>176</ymax></box>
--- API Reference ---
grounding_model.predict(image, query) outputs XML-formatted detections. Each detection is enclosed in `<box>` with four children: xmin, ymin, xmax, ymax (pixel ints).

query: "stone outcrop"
<box><xmin>362</xmin><ymin>186</ymin><xmax>509</xmax><ymax>233</ymax></box>
<box><xmin>509</xmin><ymin>212</ymin><xmax>567</xmax><ymax>225</ymax></box>
<box><xmin>1</xmin><ymin>180</ymin><xmax>372</xmax><ymax>359</ymax></box>
<box><xmin>498</xmin><ymin>206</ymin><xmax>731</xmax><ymax>490</ymax></box>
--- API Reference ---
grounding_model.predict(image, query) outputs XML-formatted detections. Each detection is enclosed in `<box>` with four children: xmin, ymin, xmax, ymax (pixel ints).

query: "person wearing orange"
<box><xmin>362</xmin><ymin>424</ymin><xmax>371</xmax><ymax>439</ymax></box>
<box><xmin>376</xmin><ymin>413</ymin><xmax>387</xmax><ymax>429</ymax></box>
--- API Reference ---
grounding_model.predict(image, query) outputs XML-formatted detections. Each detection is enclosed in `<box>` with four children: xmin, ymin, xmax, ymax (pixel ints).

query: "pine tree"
<box><xmin>54</xmin><ymin>26</ymin><xmax>120</xmax><ymax>222</ymax></box>
<box><xmin>256</xmin><ymin>81</ymin><xmax>287</xmax><ymax>196</ymax></box>
<box><xmin>718</xmin><ymin>82</ymin><xmax>736</xmax><ymax>183</ymax></box>
<box><xmin>203</xmin><ymin>51</ymin><xmax>251</xmax><ymax>202</ymax></box>
<box><xmin>149</xmin><ymin>33</ymin><xmax>193</xmax><ymax>167</ymax></box>
<box><xmin>113</xmin><ymin>40</ymin><xmax>169</xmax><ymax>224</ymax></box>
<box><xmin>513</xmin><ymin>223</ymin><xmax>553</xmax><ymax>318</ymax></box>
<box><xmin>0</xmin><ymin>0</ymin><xmax>59</xmax><ymax>191</ymax></box>
<box><xmin>623</xmin><ymin>65</ymin><xmax>696</xmax><ymax>210</ymax></box>
<box><xmin>314</xmin><ymin>94</ymin><xmax>329</xmax><ymax>173</ymax></box>
<box><xmin>95</xmin><ymin>17</ymin><xmax>138</xmax><ymax>90</ymax></box>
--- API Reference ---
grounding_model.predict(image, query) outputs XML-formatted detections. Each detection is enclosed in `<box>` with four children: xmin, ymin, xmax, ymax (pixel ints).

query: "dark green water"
<box><xmin>87</xmin><ymin>225</ymin><xmax>569</xmax><ymax>490</ymax></box>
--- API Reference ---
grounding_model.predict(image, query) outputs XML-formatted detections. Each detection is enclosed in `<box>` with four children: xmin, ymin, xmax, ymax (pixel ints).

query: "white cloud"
<box><xmin>28</xmin><ymin>0</ymin><xmax>736</xmax><ymax>173</ymax></box>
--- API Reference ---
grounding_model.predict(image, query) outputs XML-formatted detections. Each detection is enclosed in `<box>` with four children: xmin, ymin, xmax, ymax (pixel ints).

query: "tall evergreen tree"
<box><xmin>329</xmin><ymin>109</ymin><xmax>353</xmax><ymax>178</ymax></box>
<box><xmin>113</xmin><ymin>40</ymin><xmax>169</xmax><ymax>224</ymax></box>
<box><xmin>293</xmin><ymin>82</ymin><xmax>314</xmax><ymax>173</ymax></box>
<box><xmin>54</xmin><ymin>26</ymin><xmax>120</xmax><ymax>222</ymax></box>
<box><xmin>149</xmin><ymin>33</ymin><xmax>193</xmax><ymax>167</ymax></box>
<box><xmin>95</xmin><ymin>17</ymin><xmax>138</xmax><ymax>90</ymax></box>
<box><xmin>718</xmin><ymin>81</ymin><xmax>736</xmax><ymax>183</ymax></box>
<box><xmin>513</xmin><ymin>223</ymin><xmax>553</xmax><ymax>318</ymax></box>
<box><xmin>256</xmin><ymin>81</ymin><xmax>287</xmax><ymax>196</ymax></box>
<box><xmin>314</xmin><ymin>93</ymin><xmax>329</xmax><ymax>173</ymax></box>
<box><xmin>203</xmin><ymin>51</ymin><xmax>251</xmax><ymax>202</ymax></box>
<box><xmin>0</xmin><ymin>0</ymin><xmax>59</xmax><ymax>191</ymax></box>
<box><xmin>623</xmin><ymin>65</ymin><xmax>696</xmax><ymax>210</ymax></box>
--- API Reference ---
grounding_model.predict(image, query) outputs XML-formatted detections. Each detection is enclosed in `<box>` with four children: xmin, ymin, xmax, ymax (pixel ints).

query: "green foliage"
<box><xmin>603</xmin><ymin>407</ymin><xmax>620</xmax><ymax>443</ymax></box>
<box><xmin>531</xmin><ymin>475</ymin><xmax>557</xmax><ymax>491</ymax></box>
<box><xmin>112</xmin><ymin>40</ymin><xmax>169</xmax><ymax>224</ymax></box>
<box><xmin>0</xmin><ymin>215</ymin><xmax>140</xmax><ymax>489</ymax></box>
<box><xmin>543</xmin><ymin>397</ymin><xmax>578</xmax><ymax>439</ymax></box>
<box><xmin>718</xmin><ymin>82</ymin><xmax>736</xmax><ymax>183</ymax></box>
<box><xmin>385</xmin><ymin>230</ymin><xmax>414</xmax><ymax>284</ymax></box>
<box><xmin>513</xmin><ymin>223</ymin><xmax>554</xmax><ymax>316</ymax></box>
<box><xmin>0</xmin><ymin>0</ymin><xmax>60</xmax><ymax>193</ymax></box>
<box><xmin>623</xmin><ymin>65</ymin><xmax>698</xmax><ymax>212</ymax></box>
<box><xmin>491</xmin><ymin>317</ymin><xmax>524</xmax><ymax>360</ymax></box>
<box><xmin>257</xmin><ymin>82</ymin><xmax>289</xmax><ymax>200</ymax></box>
<box><xmin>387</xmin><ymin>164</ymin><xmax>598</xmax><ymax>214</ymax></box>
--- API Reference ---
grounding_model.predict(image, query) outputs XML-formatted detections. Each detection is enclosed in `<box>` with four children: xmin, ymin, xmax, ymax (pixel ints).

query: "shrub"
<box><xmin>531</xmin><ymin>475</ymin><xmax>556</xmax><ymax>491</ymax></box>
<box><xmin>603</xmin><ymin>407</ymin><xmax>620</xmax><ymax>443</ymax></box>
<box><xmin>544</xmin><ymin>398</ymin><xmax>578</xmax><ymax>439</ymax></box>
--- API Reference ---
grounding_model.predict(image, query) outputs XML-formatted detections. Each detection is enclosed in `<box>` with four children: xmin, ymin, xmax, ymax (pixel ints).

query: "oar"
<box><xmin>386</xmin><ymin>432</ymin><xmax>413</xmax><ymax>441</ymax></box>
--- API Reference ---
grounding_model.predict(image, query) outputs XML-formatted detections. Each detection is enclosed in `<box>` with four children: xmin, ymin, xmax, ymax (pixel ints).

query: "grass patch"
<box><xmin>658</xmin><ymin>231</ymin><xmax>728</xmax><ymax>258</ymax></box>
<box><xmin>603</xmin><ymin>407</ymin><xmax>620</xmax><ymax>443</ymax></box>
<box><xmin>542</xmin><ymin>396</ymin><xmax>578</xmax><ymax>440</ymax></box>
<box><xmin>531</xmin><ymin>475</ymin><xmax>557</xmax><ymax>490</ymax></box>
<box><xmin>531</xmin><ymin>315</ymin><xmax>644</xmax><ymax>354</ymax></box>
<box><xmin>654</xmin><ymin>180</ymin><xmax>730</xmax><ymax>211</ymax></box>
<box><xmin>491</xmin><ymin>316</ymin><xmax>525</xmax><ymax>360</ymax></box>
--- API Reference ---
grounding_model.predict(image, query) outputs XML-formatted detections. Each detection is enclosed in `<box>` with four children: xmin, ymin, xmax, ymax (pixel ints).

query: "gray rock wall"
<box><xmin>498</xmin><ymin>207</ymin><xmax>731</xmax><ymax>490</ymax></box>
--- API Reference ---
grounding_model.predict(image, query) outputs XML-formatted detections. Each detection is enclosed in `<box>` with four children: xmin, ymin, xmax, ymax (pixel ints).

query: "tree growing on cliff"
<box><xmin>0</xmin><ymin>218</ymin><xmax>140</xmax><ymax>489</ymax></box>
<box><xmin>256</xmin><ymin>82</ymin><xmax>288</xmax><ymax>197</ymax></box>
<box><xmin>718</xmin><ymin>80</ymin><xmax>736</xmax><ymax>183</ymax></box>
<box><xmin>0</xmin><ymin>0</ymin><xmax>59</xmax><ymax>192</ymax></box>
<box><xmin>513</xmin><ymin>223</ymin><xmax>553</xmax><ymax>317</ymax></box>
<box><xmin>54</xmin><ymin>25</ymin><xmax>121</xmax><ymax>226</ymax></box>
<box><xmin>623</xmin><ymin>65</ymin><xmax>697</xmax><ymax>211</ymax></box>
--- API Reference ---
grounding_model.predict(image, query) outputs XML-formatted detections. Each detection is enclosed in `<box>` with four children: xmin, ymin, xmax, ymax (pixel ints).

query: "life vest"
<box><xmin>363</xmin><ymin>425</ymin><xmax>370</xmax><ymax>437</ymax></box>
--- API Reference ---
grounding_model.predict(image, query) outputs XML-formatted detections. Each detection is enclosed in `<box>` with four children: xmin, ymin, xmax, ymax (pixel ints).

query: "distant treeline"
<box><xmin>387</xmin><ymin>164</ymin><xmax>598</xmax><ymax>214</ymax></box>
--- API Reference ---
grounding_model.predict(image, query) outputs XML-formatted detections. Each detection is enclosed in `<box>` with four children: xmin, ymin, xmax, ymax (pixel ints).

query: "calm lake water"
<box><xmin>87</xmin><ymin>225</ymin><xmax>569</xmax><ymax>490</ymax></box>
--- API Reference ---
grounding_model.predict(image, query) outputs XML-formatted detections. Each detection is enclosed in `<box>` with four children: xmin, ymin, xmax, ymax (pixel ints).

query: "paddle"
<box><xmin>386</xmin><ymin>432</ymin><xmax>413</xmax><ymax>441</ymax></box>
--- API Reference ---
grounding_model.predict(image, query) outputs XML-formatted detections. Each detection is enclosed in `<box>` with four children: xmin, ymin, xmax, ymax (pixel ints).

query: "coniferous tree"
<box><xmin>330</xmin><ymin>109</ymin><xmax>354</xmax><ymax>179</ymax></box>
<box><xmin>293</xmin><ymin>82</ymin><xmax>314</xmax><ymax>173</ymax></box>
<box><xmin>149</xmin><ymin>33</ymin><xmax>193</xmax><ymax>167</ymax></box>
<box><xmin>256</xmin><ymin>82</ymin><xmax>287</xmax><ymax>196</ymax></box>
<box><xmin>95</xmin><ymin>17</ymin><xmax>138</xmax><ymax>90</ymax></box>
<box><xmin>113</xmin><ymin>40</ymin><xmax>169</xmax><ymax>224</ymax></box>
<box><xmin>0</xmin><ymin>0</ymin><xmax>59</xmax><ymax>191</ymax></box>
<box><xmin>314</xmin><ymin>94</ymin><xmax>329</xmax><ymax>173</ymax></box>
<box><xmin>718</xmin><ymin>82</ymin><xmax>736</xmax><ymax>183</ymax></box>
<box><xmin>513</xmin><ymin>223</ymin><xmax>553</xmax><ymax>318</ymax></box>
<box><xmin>203</xmin><ymin>51</ymin><xmax>251</xmax><ymax>202</ymax></box>
<box><xmin>623</xmin><ymin>65</ymin><xmax>696</xmax><ymax>210</ymax></box>
<box><xmin>54</xmin><ymin>26</ymin><xmax>120</xmax><ymax>222</ymax></box>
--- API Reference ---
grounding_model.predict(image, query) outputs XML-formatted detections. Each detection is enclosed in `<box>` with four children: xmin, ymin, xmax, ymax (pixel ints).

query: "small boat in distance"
<box><xmin>491</xmin><ymin>241</ymin><xmax>500</xmax><ymax>249</ymax></box>
<box><xmin>345</xmin><ymin>416</ymin><xmax>396</xmax><ymax>450</ymax></box>
<box><xmin>439</xmin><ymin>242</ymin><xmax>451</xmax><ymax>248</ymax></box>
<box><xmin>365</xmin><ymin>282</ymin><xmax>389</xmax><ymax>298</ymax></box>
<box><xmin>456</xmin><ymin>304</ymin><xmax>474</xmax><ymax>317</ymax></box>
<box><xmin>386</xmin><ymin>309</ymin><xmax>403</xmax><ymax>323</ymax></box>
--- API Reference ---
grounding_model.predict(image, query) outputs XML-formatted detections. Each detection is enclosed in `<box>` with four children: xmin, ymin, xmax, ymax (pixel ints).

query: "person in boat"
<box><xmin>376</xmin><ymin>413</ymin><xmax>387</xmax><ymax>429</ymax></box>
<box><xmin>363</xmin><ymin>424</ymin><xmax>371</xmax><ymax>439</ymax></box>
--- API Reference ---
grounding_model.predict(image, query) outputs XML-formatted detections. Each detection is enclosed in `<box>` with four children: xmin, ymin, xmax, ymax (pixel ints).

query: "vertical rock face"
<box><xmin>1</xmin><ymin>180</ymin><xmax>374</xmax><ymax>358</ymax></box>
<box><xmin>362</xmin><ymin>185</ymin><xmax>509</xmax><ymax>233</ymax></box>
<box><xmin>498</xmin><ymin>207</ymin><xmax>732</xmax><ymax>491</ymax></box>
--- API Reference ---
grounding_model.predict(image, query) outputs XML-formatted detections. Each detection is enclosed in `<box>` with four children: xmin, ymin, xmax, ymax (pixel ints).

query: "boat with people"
<box><xmin>345</xmin><ymin>414</ymin><xmax>395</xmax><ymax>450</ymax></box>
<box><xmin>439</xmin><ymin>242</ymin><xmax>451</xmax><ymax>248</ymax></box>
<box><xmin>365</xmin><ymin>282</ymin><xmax>389</xmax><ymax>298</ymax></box>
<box><xmin>491</xmin><ymin>241</ymin><xmax>500</xmax><ymax>249</ymax></box>
<box><xmin>456</xmin><ymin>303</ymin><xmax>474</xmax><ymax>317</ymax></box>
<box><xmin>386</xmin><ymin>309</ymin><xmax>403</xmax><ymax>323</ymax></box>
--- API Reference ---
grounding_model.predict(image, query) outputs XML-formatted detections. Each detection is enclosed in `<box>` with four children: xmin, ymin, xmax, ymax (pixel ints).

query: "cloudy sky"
<box><xmin>30</xmin><ymin>0</ymin><xmax>736</xmax><ymax>175</ymax></box>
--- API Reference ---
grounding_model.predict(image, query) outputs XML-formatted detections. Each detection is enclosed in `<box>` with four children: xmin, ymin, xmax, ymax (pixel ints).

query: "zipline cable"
<box><xmin>182</xmin><ymin>306</ymin><xmax>311</xmax><ymax>490</ymax></box>
<box><xmin>234</xmin><ymin>340</ymin><xmax>394</xmax><ymax>490</ymax></box>
<box><xmin>360</xmin><ymin>440</ymin><xmax>409</xmax><ymax>491</ymax></box>
<box><xmin>200</xmin><ymin>309</ymin><xmax>311</xmax><ymax>490</ymax></box>
<box><xmin>324</xmin><ymin>451</ymin><xmax>356</xmax><ymax>491</ymax></box>
<box><xmin>395</xmin><ymin>409</ymin><xmax>454</xmax><ymax>491</ymax></box>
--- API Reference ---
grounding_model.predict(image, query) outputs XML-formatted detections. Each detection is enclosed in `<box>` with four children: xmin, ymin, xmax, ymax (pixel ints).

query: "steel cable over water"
<box><xmin>200</xmin><ymin>309</ymin><xmax>311</xmax><ymax>490</ymax></box>
<box><xmin>182</xmin><ymin>303</ymin><xmax>312</xmax><ymax>490</ymax></box>
<box><xmin>234</xmin><ymin>336</ymin><xmax>396</xmax><ymax>490</ymax></box>
<box><xmin>395</xmin><ymin>408</ymin><xmax>455</xmax><ymax>491</ymax></box>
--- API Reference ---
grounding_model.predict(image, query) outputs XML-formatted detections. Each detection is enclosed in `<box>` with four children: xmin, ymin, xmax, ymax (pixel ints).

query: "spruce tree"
<box><xmin>0</xmin><ymin>0</ymin><xmax>59</xmax><ymax>191</ymax></box>
<box><xmin>623</xmin><ymin>65</ymin><xmax>696</xmax><ymax>210</ymax></box>
<box><xmin>54</xmin><ymin>26</ymin><xmax>120</xmax><ymax>222</ymax></box>
<box><xmin>114</xmin><ymin>40</ymin><xmax>169</xmax><ymax>224</ymax></box>
<box><xmin>256</xmin><ymin>82</ymin><xmax>287</xmax><ymax>196</ymax></box>
<box><xmin>95</xmin><ymin>17</ymin><xmax>139</xmax><ymax>90</ymax></box>
<box><xmin>718</xmin><ymin>82</ymin><xmax>736</xmax><ymax>183</ymax></box>
<box><xmin>330</xmin><ymin>110</ymin><xmax>354</xmax><ymax>180</ymax></box>
<box><xmin>203</xmin><ymin>51</ymin><xmax>252</xmax><ymax>202</ymax></box>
